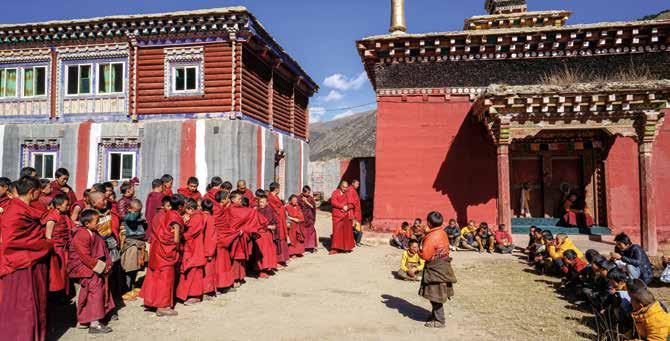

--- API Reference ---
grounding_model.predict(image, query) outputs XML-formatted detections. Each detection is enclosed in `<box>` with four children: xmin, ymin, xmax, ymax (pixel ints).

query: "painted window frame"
<box><xmin>106</xmin><ymin>150</ymin><xmax>137</xmax><ymax>181</ymax></box>
<box><xmin>64</xmin><ymin>63</ymin><xmax>93</xmax><ymax>96</ymax></box>
<box><xmin>170</xmin><ymin>65</ymin><xmax>200</xmax><ymax>94</ymax></box>
<box><xmin>21</xmin><ymin>66</ymin><xmax>48</xmax><ymax>98</ymax></box>
<box><xmin>0</xmin><ymin>67</ymin><xmax>19</xmax><ymax>98</ymax></box>
<box><xmin>31</xmin><ymin>151</ymin><xmax>58</xmax><ymax>179</ymax></box>
<box><xmin>96</xmin><ymin>62</ymin><xmax>125</xmax><ymax>95</ymax></box>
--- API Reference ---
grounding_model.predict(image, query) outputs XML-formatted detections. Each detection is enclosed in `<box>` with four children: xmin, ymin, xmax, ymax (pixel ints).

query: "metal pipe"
<box><xmin>389</xmin><ymin>0</ymin><xmax>407</xmax><ymax>35</ymax></box>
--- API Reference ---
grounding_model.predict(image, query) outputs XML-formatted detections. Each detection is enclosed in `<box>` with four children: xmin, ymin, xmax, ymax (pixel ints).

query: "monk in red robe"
<box><xmin>30</xmin><ymin>179</ymin><xmax>52</xmax><ymax>212</ymax></box>
<box><xmin>258</xmin><ymin>196</ymin><xmax>283</xmax><ymax>268</ymax></box>
<box><xmin>203</xmin><ymin>176</ymin><xmax>224</xmax><ymax>202</ymax></box>
<box><xmin>51</xmin><ymin>168</ymin><xmax>77</xmax><ymax>205</ymax></box>
<box><xmin>562</xmin><ymin>193</ymin><xmax>595</xmax><ymax>228</ymax></box>
<box><xmin>253</xmin><ymin>196</ymin><xmax>278</xmax><ymax>277</ymax></box>
<box><xmin>299</xmin><ymin>186</ymin><xmax>318</xmax><ymax>252</ymax></box>
<box><xmin>0</xmin><ymin>176</ymin><xmax>52</xmax><ymax>341</ymax></box>
<box><xmin>236</xmin><ymin>180</ymin><xmax>255</xmax><ymax>204</ymax></box>
<box><xmin>286</xmin><ymin>195</ymin><xmax>306</xmax><ymax>257</ymax></box>
<box><xmin>176</xmin><ymin>198</ymin><xmax>206</xmax><ymax>304</ymax></box>
<box><xmin>70</xmin><ymin>189</ymin><xmax>91</xmax><ymax>223</ymax></box>
<box><xmin>348</xmin><ymin>179</ymin><xmax>364</xmax><ymax>246</ymax></box>
<box><xmin>43</xmin><ymin>194</ymin><xmax>75</xmax><ymax>294</ymax></box>
<box><xmin>117</xmin><ymin>181</ymin><xmax>136</xmax><ymax>218</ymax></box>
<box><xmin>68</xmin><ymin>209</ymin><xmax>115</xmax><ymax>334</ymax></box>
<box><xmin>267</xmin><ymin>182</ymin><xmax>290</xmax><ymax>266</ymax></box>
<box><xmin>0</xmin><ymin>177</ymin><xmax>12</xmax><ymax>213</ymax></box>
<box><xmin>213</xmin><ymin>191</ymin><xmax>235</xmax><ymax>290</ymax></box>
<box><xmin>140</xmin><ymin>196</ymin><xmax>183</xmax><ymax>316</ymax></box>
<box><xmin>178</xmin><ymin>176</ymin><xmax>203</xmax><ymax>201</ymax></box>
<box><xmin>330</xmin><ymin>181</ymin><xmax>355</xmax><ymax>254</ymax></box>
<box><xmin>145</xmin><ymin>179</ymin><xmax>166</xmax><ymax>241</ymax></box>
<box><xmin>220</xmin><ymin>192</ymin><xmax>256</xmax><ymax>285</ymax></box>
<box><xmin>200</xmin><ymin>199</ymin><xmax>218</xmax><ymax>298</ymax></box>
<box><xmin>161</xmin><ymin>174</ymin><xmax>174</xmax><ymax>197</ymax></box>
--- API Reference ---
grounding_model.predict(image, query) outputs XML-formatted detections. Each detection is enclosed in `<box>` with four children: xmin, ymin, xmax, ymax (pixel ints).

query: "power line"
<box><xmin>311</xmin><ymin>102</ymin><xmax>377</xmax><ymax>113</ymax></box>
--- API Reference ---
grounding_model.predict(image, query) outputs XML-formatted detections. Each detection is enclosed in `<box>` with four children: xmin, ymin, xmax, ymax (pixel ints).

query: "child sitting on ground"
<box><xmin>397</xmin><ymin>240</ymin><xmax>425</xmax><ymax>281</ymax></box>
<box><xmin>475</xmin><ymin>222</ymin><xmax>495</xmax><ymax>254</ymax></box>
<box><xmin>525</xmin><ymin>225</ymin><xmax>537</xmax><ymax>252</ymax></box>
<box><xmin>560</xmin><ymin>249</ymin><xmax>588</xmax><ymax>289</ymax></box>
<box><xmin>391</xmin><ymin>221</ymin><xmax>411</xmax><ymax>249</ymax></box>
<box><xmin>528</xmin><ymin>228</ymin><xmax>545</xmax><ymax>264</ymax></box>
<box><xmin>444</xmin><ymin>219</ymin><xmax>461</xmax><ymax>252</ymax></box>
<box><xmin>630</xmin><ymin>281</ymin><xmax>670</xmax><ymax>341</ymax></box>
<box><xmin>459</xmin><ymin>220</ymin><xmax>478</xmax><ymax>251</ymax></box>
<box><xmin>120</xmin><ymin>199</ymin><xmax>147</xmax><ymax>301</ymax></box>
<box><xmin>494</xmin><ymin>224</ymin><xmax>514</xmax><ymax>254</ymax></box>
<box><xmin>601</xmin><ymin>268</ymin><xmax>634</xmax><ymax>334</ymax></box>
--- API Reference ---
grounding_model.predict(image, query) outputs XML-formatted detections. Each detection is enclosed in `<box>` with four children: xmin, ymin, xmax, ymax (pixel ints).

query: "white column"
<box><xmin>0</xmin><ymin>125</ymin><xmax>5</xmax><ymax>176</ymax></box>
<box><xmin>86</xmin><ymin>123</ymin><xmax>102</xmax><ymax>188</ymax></box>
<box><xmin>195</xmin><ymin>119</ymin><xmax>208</xmax><ymax>194</ymax></box>
<box><xmin>260</xmin><ymin>126</ymin><xmax>266</xmax><ymax>189</ymax></box>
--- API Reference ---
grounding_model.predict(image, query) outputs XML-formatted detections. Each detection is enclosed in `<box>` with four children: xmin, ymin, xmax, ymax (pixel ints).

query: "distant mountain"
<box><xmin>640</xmin><ymin>10</ymin><xmax>670</xmax><ymax>20</ymax></box>
<box><xmin>309</xmin><ymin>110</ymin><xmax>376</xmax><ymax>162</ymax></box>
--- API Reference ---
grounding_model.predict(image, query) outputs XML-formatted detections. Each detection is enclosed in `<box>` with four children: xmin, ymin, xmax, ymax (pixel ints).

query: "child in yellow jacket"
<box><xmin>397</xmin><ymin>240</ymin><xmax>425</xmax><ymax>281</ymax></box>
<box><xmin>630</xmin><ymin>284</ymin><xmax>670</xmax><ymax>341</ymax></box>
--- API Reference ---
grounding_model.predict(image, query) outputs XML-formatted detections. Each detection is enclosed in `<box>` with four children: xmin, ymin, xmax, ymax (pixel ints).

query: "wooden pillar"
<box><xmin>497</xmin><ymin>143</ymin><xmax>512</xmax><ymax>231</ymax></box>
<box><xmin>541</xmin><ymin>153</ymin><xmax>553</xmax><ymax>218</ymax></box>
<box><xmin>639</xmin><ymin>111</ymin><xmax>660</xmax><ymax>256</ymax></box>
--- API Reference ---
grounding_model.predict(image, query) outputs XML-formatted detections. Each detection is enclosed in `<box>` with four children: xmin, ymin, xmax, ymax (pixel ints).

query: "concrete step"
<box><xmin>511</xmin><ymin>225</ymin><xmax>611</xmax><ymax>236</ymax></box>
<box><xmin>511</xmin><ymin>217</ymin><xmax>561</xmax><ymax>226</ymax></box>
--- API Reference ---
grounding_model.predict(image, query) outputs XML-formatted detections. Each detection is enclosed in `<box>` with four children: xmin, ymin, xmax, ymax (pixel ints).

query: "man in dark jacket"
<box><xmin>611</xmin><ymin>233</ymin><xmax>653</xmax><ymax>285</ymax></box>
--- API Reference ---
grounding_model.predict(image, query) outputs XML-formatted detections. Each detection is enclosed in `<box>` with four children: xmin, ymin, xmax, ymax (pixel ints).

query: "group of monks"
<box><xmin>0</xmin><ymin>165</ymin><xmax>364</xmax><ymax>339</ymax></box>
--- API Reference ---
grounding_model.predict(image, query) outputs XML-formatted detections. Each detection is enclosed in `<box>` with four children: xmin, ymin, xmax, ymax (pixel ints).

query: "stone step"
<box><xmin>511</xmin><ymin>225</ymin><xmax>611</xmax><ymax>236</ymax></box>
<box><xmin>511</xmin><ymin>217</ymin><xmax>561</xmax><ymax>226</ymax></box>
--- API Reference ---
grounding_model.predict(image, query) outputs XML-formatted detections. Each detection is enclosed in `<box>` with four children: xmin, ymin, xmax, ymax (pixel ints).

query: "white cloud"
<box><xmin>323</xmin><ymin>72</ymin><xmax>368</xmax><ymax>91</ymax></box>
<box><xmin>309</xmin><ymin>106</ymin><xmax>326</xmax><ymax>122</ymax></box>
<box><xmin>322</xmin><ymin>90</ymin><xmax>343</xmax><ymax>102</ymax></box>
<box><xmin>331</xmin><ymin>110</ymin><xmax>355</xmax><ymax>120</ymax></box>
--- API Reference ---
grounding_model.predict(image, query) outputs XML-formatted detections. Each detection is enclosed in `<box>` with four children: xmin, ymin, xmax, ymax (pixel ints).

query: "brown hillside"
<box><xmin>309</xmin><ymin>110</ymin><xmax>376</xmax><ymax>161</ymax></box>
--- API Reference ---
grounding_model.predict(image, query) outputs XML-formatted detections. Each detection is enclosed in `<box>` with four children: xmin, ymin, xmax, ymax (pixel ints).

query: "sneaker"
<box><xmin>89</xmin><ymin>324</ymin><xmax>112</xmax><ymax>334</ymax></box>
<box><xmin>433</xmin><ymin>322</ymin><xmax>446</xmax><ymax>329</ymax></box>
<box><xmin>156</xmin><ymin>308</ymin><xmax>178</xmax><ymax>317</ymax></box>
<box><xmin>424</xmin><ymin>321</ymin><xmax>435</xmax><ymax>328</ymax></box>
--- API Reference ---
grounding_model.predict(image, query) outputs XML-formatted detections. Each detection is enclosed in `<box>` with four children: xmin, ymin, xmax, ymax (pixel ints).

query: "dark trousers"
<box><xmin>430</xmin><ymin>301</ymin><xmax>445</xmax><ymax>324</ymax></box>
<box><xmin>353</xmin><ymin>229</ymin><xmax>363</xmax><ymax>245</ymax></box>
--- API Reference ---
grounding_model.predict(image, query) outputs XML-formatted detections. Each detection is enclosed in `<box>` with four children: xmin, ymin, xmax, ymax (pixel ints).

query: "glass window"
<box><xmin>23</xmin><ymin>66</ymin><xmax>47</xmax><ymax>97</ymax></box>
<box><xmin>98</xmin><ymin>63</ymin><xmax>124</xmax><ymax>94</ymax></box>
<box><xmin>172</xmin><ymin>66</ymin><xmax>198</xmax><ymax>92</ymax></box>
<box><xmin>32</xmin><ymin>152</ymin><xmax>56</xmax><ymax>179</ymax></box>
<box><xmin>0</xmin><ymin>68</ymin><xmax>18</xmax><ymax>97</ymax></box>
<box><xmin>66</xmin><ymin>64</ymin><xmax>92</xmax><ymax>95</ymax></box>
<box><xmin>108</xmin><ymin>152</ymin><xmax>136</xmax><ymax>181</ymax></box>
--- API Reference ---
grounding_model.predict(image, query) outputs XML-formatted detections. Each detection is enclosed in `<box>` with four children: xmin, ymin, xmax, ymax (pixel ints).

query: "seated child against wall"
<box><xmin>494</xmin><ymin>224</ymin><xmax>514</xmax><ymax>254</ymax></box>
<box><xmin>391</xmin><ymin>222</ymin><xmax>411</xmax><ymax>250</ymax></box>
<box><xmin>475</xmin><ymin>222</ymin><xmax>495</xmax><ymax>254</ymax></box>
<box><xmin>459</xmin><ymin>220</ymin><xmax>478</xmax><ymax>251</ymax></box>
<box><xmin>444</xmin><ymin>219</ymin><xmax>461</xmax><ymax>252</ymax></box>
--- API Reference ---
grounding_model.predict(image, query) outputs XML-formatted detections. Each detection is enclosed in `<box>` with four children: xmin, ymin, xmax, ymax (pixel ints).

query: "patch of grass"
<box><xmin>540</xmin><ymin>63</ymin><xmax>656</xmax><ymax>87</ymax></box>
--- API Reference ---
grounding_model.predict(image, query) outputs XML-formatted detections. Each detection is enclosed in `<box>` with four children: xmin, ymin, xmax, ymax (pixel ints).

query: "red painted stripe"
<box><xmin>256</xmin><ymin>126</ymin><xmax>263</xmax><ymax>190</ymax></box>
<box><xmin>180</xmin><ymin>119</ymin><xmax>197</xmax><ymax>188</ymax></box>
<box><xmin>75</xmin><ymin>121</ymin><xmax>92</xmax><ymax>197</ymax></box>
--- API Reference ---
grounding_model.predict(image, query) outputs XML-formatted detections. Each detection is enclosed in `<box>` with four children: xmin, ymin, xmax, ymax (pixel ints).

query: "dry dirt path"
<box><xmin>57</xmin><ymin>211</ymin><xmax>601</xmax><ymax>341</ymax></box>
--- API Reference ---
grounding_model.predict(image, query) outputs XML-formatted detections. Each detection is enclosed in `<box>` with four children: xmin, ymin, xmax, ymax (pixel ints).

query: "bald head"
<box><xmin>237</xmin><ymin>180</ymin><xmax>247</xmax><ymax>191</ymax></box>
<box><xmin>89</xmin><ymin>191</ymin><xmax>106</xmax><ymax>210</ymax></box>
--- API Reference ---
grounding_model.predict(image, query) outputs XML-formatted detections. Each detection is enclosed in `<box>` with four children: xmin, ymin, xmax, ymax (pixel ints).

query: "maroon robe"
<box><xmin>203</xmin><ymin>187</ymin><xmax>220</xmax><ymax>203</ymax></box>
<box><xmin>330</xmin><ymin>189</ymin><xmax>355</xmax><ymax>252</ymax></box>
<box><xmin>140</xmin><ymin>210</ymin><xmax>182</xmax><ymax>309</ymax></box>
<box><xmin>221</xmin><ymin>204</ymin><xmax>257</xmax><ymax>281</ymax></box>
<box><xmin>144</xmin><ymin>191</ymin><xmax>165</xmax><ymax>242</ymax></box>
<box><xmin>0</xmin><ymin>198</ymin><xmax>52</xmax><ymax>341</ymax></box>
<box><xmin>299</xmin><ymin>194</ymin><xmax>317</xmax><ymax>250</ymax></box>
<box><xmin>285</xmin><ymin>204</ymin><xmax>306</xmax><ymax>256</ymax></box>
<box><xmin>346</xmin><ymin>187</ymin><xmax>363</xmax><ymax>222</ymax></box>
<box><xmin>240</xmin><ymin>189</ymin><xmax>255</xmax><ymax>204</ymax></box>
<box><xmin>117</xmin><ymin>196</ymin><xmax>134</xmax><ymax>219</ymax></box>
<box><xmin>177</xmin><ymin>187</ymin><xmax>202</xmax><ymax>202</ymax></box>
<box><xmin>42</xmin><ymin>209</ymin><xmax>74</xmax><ymax>293</ymax></box>
<box><xmin>50</xmin><ymin>180</ymin><xmax>77</xmax><ymax>206</ymax></box>
<box><xmin>176</xmin><ymin>211</ymin><xmax>206</xmax><ymax>300</ymax></box>
<box><xmin>252</xmin><ymin>207</ymin><xmax>278</xmax><ymax>271</ymax></box>
<box><xmin>202</xmin><ymin>211</ymin><xmax>217</xmax><ymax>294</ymax></box>
<box><xmin>213</xmin><ymin>203</ymin><xmax>234</xmax><ymax>289</ymax></box>
<box><xmin>267</xmin><ymin>193</ymin><xmax>289</xmax><ymax>264</ymax></box>
<box><xmin>69</xmin><ymin>199</ymin><xmax>88</xmax><ymax>222</ymax></box>
<box><xmin>69</xmin><ymin>228</ymin><xmax>115</xmax><ymax>324</ymax></box>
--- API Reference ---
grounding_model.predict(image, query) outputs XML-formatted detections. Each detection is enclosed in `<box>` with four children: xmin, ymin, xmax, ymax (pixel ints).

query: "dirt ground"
<box><xmin>53</xmin><ymin>211</ymin><xmax>669</xmax><ymax>341</ymax></box>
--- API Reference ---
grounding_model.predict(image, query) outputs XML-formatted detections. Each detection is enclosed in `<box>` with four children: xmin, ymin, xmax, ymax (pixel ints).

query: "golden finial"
<box><xmin>389</xmin><ymin>0</ymin><xmax>407</xmax><ymax>35</ymax></box>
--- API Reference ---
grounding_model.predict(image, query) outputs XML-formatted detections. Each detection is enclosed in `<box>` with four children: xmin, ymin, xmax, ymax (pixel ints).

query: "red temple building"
<box><xmin>357</xmin><ymin>0</ymin><xmax>670</xmax><ymax>254</ymax></box>
<box><xmin>0</xmin><ymin>8</ymin><xmax>317</xmax><ymax>200</ymax></box>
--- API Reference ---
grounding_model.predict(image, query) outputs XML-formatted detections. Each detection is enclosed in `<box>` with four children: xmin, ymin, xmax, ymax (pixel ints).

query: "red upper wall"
<box><xmin>373</xmin><ymin>95</ymin><xmax>498</xmax><ymax>230</ymax></box>
<box><xmin>654</xmin><ymin>110</ymin><xmax>670</xmax><ymax>244</ymax></box>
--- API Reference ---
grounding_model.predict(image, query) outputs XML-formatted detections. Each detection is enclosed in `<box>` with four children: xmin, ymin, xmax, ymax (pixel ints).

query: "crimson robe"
<box><xmin>69</xmin><ymin>228</ymin><xmax>115</xmax><ymax>324</ymax></box>
<box><xmin>213</xmin><ymin>203</ymin><xmax>234</xmax><ymax>289</ymax></box>
<box><xmin>285</xmin><ymin>204</ymin><xmax>306</xmax><ymax>256</ymax></box>
<box><xmin>117</xmin><ymin>196</ymin><xmax>134</xmax><ymax>219</ymax></box>
<box><xmin>346</xmin><ymin>187</ymin><xmax>362</xmax><ymax>222</ymax></box>
<box><xmin>299</xmin><ymin>194</ymin><xmax>317</xmax><ymax>250</ymax></box>
<box><xmin>177</xmin><ymin>188</ymin><xmax>202</xmax><ymax>202</ymax></box>
<box><xmin>163</xmin><ymin>187</ymin><xmax>174</xmax><ymax>197</ymax></box>
<box><xmin>144</xmin><ymin>191</ymin><xmax>165</xmax><ymax>242</ymax></box>
<box><xmin>330</xmin><ymin>189</ymin><xmax>355</xmax><ymax>252</ymax></box>
<box><xmin>50</xmin><ymin>180</ymin><xmax>77</xmax><ymax>205</ymax></box>
<box><xmin>0</xmin><ymin>198</ymin><xmax>52</xmax><ymax>341</ymax></box>
<box><xmin>221</xmin><ymin>204</ymin><xmax>259</xmax><ymax>281</ymax></box>
<box><xmin>29</xmin><ymin>194</ymin><xmax>48</xmax><ymax>213</ymax></box>
<box><xmin>42</xmin><ymin>209</ymin><xmax>74</xmax><ymax>293</ymax></box>
<box><xmin>140</xmin><ymin>210</ymin><xmax>182</xmax><ymax>309</ymax></box>
<box><xmin>176</xmin><ymin>211</ymin><xmax>206</xmax><ymax>300</ymax></box>
<box><xmin>203</xmin><ymin>187</ymin><xmax>220</xmax><ymax>203</ymax></box>
<box><xmin>0</xmin><ymin>194</ymin><xmax>11</xmax><ymax>211</ymax></box>
<box><xmin>252</xmin><ymin>207</ymin><xmax>278</xmax><ymax>271</ymax></box>
<box><xmin>240</xmin><ymin>189</ymin><xmax>255</xmax><ymax>205</ymax></box>
<box><xmin>69</xmin><ymin>199</ymin><xmax>88</xmax><ymax>222</ymax></box>
<box><xmin>267</xmin><ymin>193</ymin><xmax>289</xmax><ymax>263</ymax></box>
<box><xmin>202</xmin><ymin>211</ymin><xmax>217</xmax><ymax>294</ymax></box>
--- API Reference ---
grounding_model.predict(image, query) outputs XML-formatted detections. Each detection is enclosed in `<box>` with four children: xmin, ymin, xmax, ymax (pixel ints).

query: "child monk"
<box><xmin>161</xmin><ymin>174</ymin><xmax>174</xmax><ymax>197</ymax></box>
<box><xmin>70</xmin><ymin>189</ymin><xmax>91</xmax><ymax>223</ymax></box>
<box><xmin>140</xmin><ymin>196</ymin><xmax>184</xmax><ymax>316</ymax></box>
<box><xmin>31</xmin><ymin>179</ymin><xmax>52</xmax><ymax>212</ymax></box>
<box><xmin>0</xmin><ymin>176</ymin><xmax>51</xmax><ymax>341</ymax></box>
<box><xmin>43</xmin><ymin>194</ymin><xmax>74</xmax><ymax>295</ymax></box>
<box><xmin>257</xmin><ymin>194</ymin><xmax>284</xmax><ymax>270</ymax></box>
<box><xmin>299</xmin><ymin>186</ymin><xmax>318</xmax><ymax>253</ymax></box>
<box><xmin>220</xmin><ymin>192</ymin><xmax>254</xmax><ymax>286</ymax></box>
<box><xmin>144</xmin><ymin>179</ymin><xmax>165</xmax><ymax>241</ymax></box>
<box><xmin>286</xmin><ymin>195</ymin><xmax>306</xmax><ymax>257</ymax></box>
<box><xmin>176</xmin><ymin>198</ymin><xmax>206</xmax><ymax>305</ymax></box>
<box><xmin>213</xmin><ymin>190</ymin><xmax>235</xmax><ymax>291</ymax></box>
<box><xmin>68</xmin><ymin>209</ymin><xmax>115</xmax><ymax>334</ymax></box>
<box><xmin>253</xmin><ymin>195</ymin><xmax>278</xmax><ymax>277</ymax></box>
<box><xmin>178</xmin><ymin>177</ymin><xmax>202</xmax><ymax>201</ymax></box>
<box><xmin>267</xmin><ymin>182</ymin><xmax>290</xmax><ymax>265</ymax></box>
<box><xmin>419</xmin><ymin>211</ymin><xmax>454</xmax><ymax>329</ymax></box>
<box><xmin>200</xmin><ymin>199</ymin><xmax>218</xmax><ymax>298</ymax></box>
<box><xmin>203</xmin><ymin>177</ymin><xmax>223</xmax><ymax>202</ymax></box>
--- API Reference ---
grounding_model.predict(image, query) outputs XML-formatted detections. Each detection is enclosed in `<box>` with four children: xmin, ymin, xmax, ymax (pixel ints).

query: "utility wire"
<box><xmin>311</xmin><ymin>102</ymin><xmax>377</xmax><ymax>112</ymax></box>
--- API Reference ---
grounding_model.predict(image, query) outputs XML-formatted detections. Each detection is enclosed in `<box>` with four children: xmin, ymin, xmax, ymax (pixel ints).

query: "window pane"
<box><xmin>110</xmin><ymin>153</ymin><xmax>121</xmax><ymax>180</ymax></box>
<box><xmin>175</xmin><ymin>68</ymin><xmax>185</xmax><ymax>91</ymax></box>
<box><xmin>186</xmin><ymin>67</ymin><xmax>196</xmax><ymax>90</ymax></box>
<box><xmin>79</xmin><ymin>65</ymin><xmax>91</xmax><ymax>94</ymax></box>
<box><xmin>44</xmin><ymin>155</ymin><xmax>54</xmax><ymax>179</ymax></box>
<box><xmin>98</xmin><ymin>64</ymin><xmax>108</xmax><ymax>93</ymax></box>
<box><xmin>67</xmin><ymin>66</ymin><xmax>78</xmax><ymax>94</ymax></box>
<box><xmin>35</xmin><ymin>67</ymin><xmax>46</xmax><ymax>96</ymax></box>
<box><xmin>5</xmin><ymin>69</ymin><xmax>16</xmax><ymax>97</ymax></box>
<box><xmin>24</xmin><ymin>68</ymin><xmax>34</xmax><ymax>97</ymax></box>
<box><xmin>112</xmin><ymin>64</ymin><xmax>123</xmax><ymax>92</ymax></box>
<box><xmin>121</xmin><ymin>154</ymin><xmax>133</xmax><ymax>179</ymax></box>
<box><xmin>34</xmin><ymin>154</ymin><xmax>44</xmax><ymax>178</ymax></box>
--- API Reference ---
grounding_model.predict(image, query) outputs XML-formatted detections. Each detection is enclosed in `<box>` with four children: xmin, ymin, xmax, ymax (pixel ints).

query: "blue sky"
<box><xmin>1</xmin><ymin>0</ymin><xmax>668</xmax><ymax>121</ymax></box>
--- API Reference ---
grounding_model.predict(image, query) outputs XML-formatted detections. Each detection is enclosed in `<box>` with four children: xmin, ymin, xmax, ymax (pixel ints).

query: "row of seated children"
<box><xmin>525</xmin><ymin>228</ymin><xmax>669</xmax><ymax>339</ymax></box>
<box><xmin>392</xmin><ymin>219</ymin><xmax>514</xmax><ymax>254</ymax></box>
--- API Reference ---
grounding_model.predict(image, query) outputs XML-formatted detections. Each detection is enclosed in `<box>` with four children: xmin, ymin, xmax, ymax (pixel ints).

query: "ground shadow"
<box><xmin>433</xmin><ymin>115</ymin><xmax>497</xmax><ymax>226</ymax></box>
<box><xmin>380</xmin><ymin>294</ymin><xmax>430</xmax><ymax>322</ymax></box>
<box><xmin>46</xmin><ymin>300</ymin><xmax>77</xmax><ymax>341</ymax></box>
<box><xmin>319</xmin><ymin>236</ymin><xmax>331</xmax><ymax>250</ymax></box>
